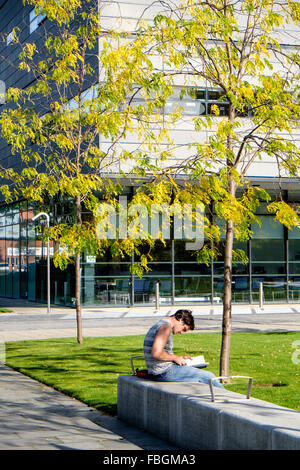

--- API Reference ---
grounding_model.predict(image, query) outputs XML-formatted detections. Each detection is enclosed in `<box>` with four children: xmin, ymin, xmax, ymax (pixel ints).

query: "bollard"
<box><xmin>259</xmin><ymin>282</ymin><xmax>263</xmax><ymax>308</ymax></box>
<box><xmin>64</xmin><ymin>281</ymin><xmax>68</xmax><ymax>305</ymax></box>
<box><xmin>155</xmin><ymin>280</ymin><xmax>160</xmax><ymax>311</ymax></box>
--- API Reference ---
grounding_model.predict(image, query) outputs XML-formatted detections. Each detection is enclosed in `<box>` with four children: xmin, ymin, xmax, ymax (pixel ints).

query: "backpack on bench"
<box><xmin>130</xmin><ymin>355</ymin><xmax>155</xmax><ymax>379</ymax></box>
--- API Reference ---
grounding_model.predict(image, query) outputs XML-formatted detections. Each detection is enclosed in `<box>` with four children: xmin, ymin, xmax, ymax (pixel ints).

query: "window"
<box><xmin>29</xmin><ymin>9</ymin><xmax>46</xmax><ymax>34</ymax></box>
<box><xmin>6</xmin><ymin>31</ymin><xmax>14</xmax><ymax>45</ymax></box>
<box><xmin>165</xmin><ymin>87</ymin><xmax>230</xmax><ymax>116</ymax></box>
<box><xmin>66</xmin><ymin>86</ymin><xmax>99</xmax><ymax>110</ymax></box>
<box><xmin>164</xmin><ymin>87</ymin><xmax>206</xmax><ymax>116</ymax></box>
<box><xmin>123</xmin><ymin>85</ymin><xmax>247</xmax><ymax>117</ymax></box>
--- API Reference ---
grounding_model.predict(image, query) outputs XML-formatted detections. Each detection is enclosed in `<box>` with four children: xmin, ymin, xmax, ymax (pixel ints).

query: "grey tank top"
<box><xmin>143</xmin><ymin>318</ymin><xmax>173</xmax><ymax>375</ymax></box>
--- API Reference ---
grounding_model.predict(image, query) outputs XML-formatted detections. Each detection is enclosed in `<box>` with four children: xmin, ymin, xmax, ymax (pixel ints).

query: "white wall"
<box><xmin>99</xmin><ymin>1</ymin><xmax>300</xmax><ymax>180</ymax></box>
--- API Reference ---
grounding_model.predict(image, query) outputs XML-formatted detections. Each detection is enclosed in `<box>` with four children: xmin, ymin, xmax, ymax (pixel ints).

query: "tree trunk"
<box><xmin>219</xmin><ymin>180</ymin><xmax>236</xmax><ymax>378</ymax></box>
<box><xmin>75</xmin><ymin>251</ymin><xmax>82</xmax><ymax>344</ymax></box>
<box><xmin>219</xmin><ymin>79</ymin><xmax>236</xmax><ymax>378</ymax></box>
<box><xmin>75</xmin><ymin>196</ymin><xmax>83</xmax><ymax>344</ymax></box>
<box><xmin>219</xmin><ymin>218</ymin><xmax>234</xmax><ymax>378</ymax></box>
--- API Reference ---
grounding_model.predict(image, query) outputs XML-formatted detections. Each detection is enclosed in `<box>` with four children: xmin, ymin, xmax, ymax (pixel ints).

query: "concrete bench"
<box><xmin>117</xmin><ymin>375</ymin><xmax>300</xmax><ymax>450</ymax></box>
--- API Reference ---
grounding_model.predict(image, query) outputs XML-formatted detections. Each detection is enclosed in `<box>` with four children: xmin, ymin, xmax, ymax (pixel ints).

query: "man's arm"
<box><xmin>151</xmin><ymin>323</ymin><xmax>191</xmax><ymax>366</ymax></box>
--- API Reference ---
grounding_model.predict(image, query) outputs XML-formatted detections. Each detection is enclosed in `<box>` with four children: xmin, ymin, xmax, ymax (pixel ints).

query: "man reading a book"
<box><xmin>143</xmin><ymin>309</ymin><xmax>224</xmax><ymax>388</ymax></box>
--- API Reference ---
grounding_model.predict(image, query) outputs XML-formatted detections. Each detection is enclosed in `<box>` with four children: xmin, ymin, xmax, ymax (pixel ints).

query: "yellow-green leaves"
<box><xmin>25</xmin><ymin>0</ymin><xmax>82</xmax><ymax>26</ymax></box>
<box><xmin>268</xmin><ymin>201</ymin><xmax>300</xmax><ymax>230</ymax></box>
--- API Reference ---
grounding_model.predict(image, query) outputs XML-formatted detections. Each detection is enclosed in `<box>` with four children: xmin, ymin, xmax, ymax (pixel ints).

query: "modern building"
<box><xmin>0</xmin><ymin>0</ymin><xmax>299</xmax><ymax>308</ymax></box>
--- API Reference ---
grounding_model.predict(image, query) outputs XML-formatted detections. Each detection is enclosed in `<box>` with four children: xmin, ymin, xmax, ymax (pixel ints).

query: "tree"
<box><xmin>0</xmin><ymin>0</ymin><xmax>154</xmax><ymax>343</ymax></box>
<box><xmin>113</xmin><ymin>0</ymin><xmax>300</xmax><ymax>377</ymax></box>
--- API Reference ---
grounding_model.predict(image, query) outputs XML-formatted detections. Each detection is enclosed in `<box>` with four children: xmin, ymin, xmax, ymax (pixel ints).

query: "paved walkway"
<box><xmin>0</xmin><ymin>301</ymin><xmax>181</xmax><ymax>450</ymax></box>
<box><xmin>1</xmin><ymin>300</ymin><xmax>300</xmax><ymax>342</ymax></box>
<box><xmin>2</xmin><ymin>297</ymin><xmax>300</xmax><ymax>317</ymax></box>
<box><xmin>0</xmin><ymin>364</ymin><xmax>179</xmax><ymax>450</ymax></box>
<box><xmin>0</xmin><ymin>298</ymin><xmax>299</xmax><ymax>451</ymax></box>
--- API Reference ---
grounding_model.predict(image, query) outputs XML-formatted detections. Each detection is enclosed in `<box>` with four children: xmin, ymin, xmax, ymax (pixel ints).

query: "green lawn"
<box><xmin>5</xmin><ymin>331</ymin><xmax>300</xmax><ymax>416</ymax></box>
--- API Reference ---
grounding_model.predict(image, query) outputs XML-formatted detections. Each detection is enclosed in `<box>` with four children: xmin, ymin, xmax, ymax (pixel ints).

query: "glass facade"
<box><xmin>1</xmin><ymin>196</ymin><xmax>300</xmax><ymax>306</ymax></box>
<box><xmin>0</xmin><ymin>201</ymin><xmax>75</xmax><ymax>305</ymax></box>
<box><xmin>80</xmin><ymin>202</ymin><xmax>300</xmax><ymax>307</ymax></box>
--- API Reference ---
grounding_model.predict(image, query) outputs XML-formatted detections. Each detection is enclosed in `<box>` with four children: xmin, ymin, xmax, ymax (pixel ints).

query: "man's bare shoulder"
<box><xmin>156</xmin><ymin>322</ymin><xmax>171</xmax><ymax>336</ymax></box>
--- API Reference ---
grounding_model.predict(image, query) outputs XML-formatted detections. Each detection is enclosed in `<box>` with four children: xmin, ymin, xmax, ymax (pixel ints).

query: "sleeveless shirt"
<box><xmin>143</xmin><ymin>318</ymin><xmax>173</xmax><ymax>375</ymax></box>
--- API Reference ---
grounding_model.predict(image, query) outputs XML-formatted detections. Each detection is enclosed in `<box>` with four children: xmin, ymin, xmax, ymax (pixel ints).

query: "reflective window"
<box><xmin>252</xmin><ymin>277</ymin><xmax>287</xmax><ymax>303</ymax></box>
<box><xmin>252</xmin><ymin>216</ymin><xmax>284</xmax><ymax>239</ymax></box>
<box><xmin>29</xmin><ymin>8</ymin><xmax>46</xmax><ymax>34</ymax></box>
<box><xmin>289</xmin><ymin>276</ymin><xmax>300</xmax><ymax>302</ymax></box>
<box><xmin>6</xmin><ymin>30</ymin><xmax>14</xmax><ymax>45</ymax></box>
<box><xmin>289</xmin><ymin>239</ymin><xmax>300</xmax><ymax>274</ymax></box>
<box><xmin>289</xmin><ymin>226</ymin><xmax>300</xmax><ymax>239</ymax></box>
<box><xmin>175</xmin><ymin>276</ymin><xmax>212</xmax><ymax>304</ymax></box>
<box><xmin>232</xmin><ymin>276</ymin><xmax>249</xmax><ymax>303</ymax></box>
<box><xmin>164</xmin><ymin>87</ymin><xmax>230</xmax><ymax>116</ymax></box>
<box><xmin>251</xmin><ymin>240</ymin><xmax>284</xmax><ymax>262</ymax></box>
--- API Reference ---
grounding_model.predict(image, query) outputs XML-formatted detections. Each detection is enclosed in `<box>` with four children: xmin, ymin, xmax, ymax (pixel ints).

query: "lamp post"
<box><xmin>32</xmin><ymin>212</ymin><xmax>51</xmax><ymax>314</ymax></box>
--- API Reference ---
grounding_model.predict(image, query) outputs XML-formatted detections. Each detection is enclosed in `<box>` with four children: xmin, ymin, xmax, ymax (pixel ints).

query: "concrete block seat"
<box><xmin>118</xmin><ymin>374</ymin><xmax>300</xmax><ymax>450</ymax></box>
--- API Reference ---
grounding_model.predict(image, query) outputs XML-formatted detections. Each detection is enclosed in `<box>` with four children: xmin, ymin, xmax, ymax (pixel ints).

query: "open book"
<box><xmin>186</xmin><ymin>355</ymin><xmax>209</xmax><ymax>368</ymax></box>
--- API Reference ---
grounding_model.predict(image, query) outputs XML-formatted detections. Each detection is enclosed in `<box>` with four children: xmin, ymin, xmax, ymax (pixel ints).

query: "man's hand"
<box><xmin>173</xmin><ymin>355</ymin><xmax>193</xmax><ymax>366</ymax></box>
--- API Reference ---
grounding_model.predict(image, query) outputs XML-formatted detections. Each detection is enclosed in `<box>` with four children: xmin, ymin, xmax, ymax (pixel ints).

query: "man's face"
<box><xmin>174</xmin><ymin>319</ymin><xmax>190</xmax><ymax>335</ymax></box>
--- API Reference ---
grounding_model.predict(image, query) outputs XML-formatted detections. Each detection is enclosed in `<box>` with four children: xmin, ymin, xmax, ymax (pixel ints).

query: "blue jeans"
<box><xmin>152</xmin><ymin>364</ymin><xmax>225</xmax><ymax>389</ymax></box>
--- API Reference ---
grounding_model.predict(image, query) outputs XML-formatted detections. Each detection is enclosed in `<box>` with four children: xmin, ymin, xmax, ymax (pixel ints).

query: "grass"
<box><xmin>5</xmin><ymin>331</ymin><xmax>300</xmax><ymax>416</ymax></box>
<box><xmin>0</xmin><ymin>308</ymin><xmax>13</xmax><ymax>313</ymax></box>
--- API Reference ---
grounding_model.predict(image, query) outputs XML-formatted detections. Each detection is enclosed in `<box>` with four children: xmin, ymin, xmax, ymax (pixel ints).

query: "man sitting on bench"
<box><xmin>143</xmin><ymin>309</ymin><xmax>224</xmax><ymax>388</ymax></box>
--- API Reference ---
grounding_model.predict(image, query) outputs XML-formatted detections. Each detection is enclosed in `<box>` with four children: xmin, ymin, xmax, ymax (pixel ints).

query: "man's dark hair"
<box><xmin>173</xmin><ymin>309</ymin><xmax>195</xmax><ymax>330</ymax></box>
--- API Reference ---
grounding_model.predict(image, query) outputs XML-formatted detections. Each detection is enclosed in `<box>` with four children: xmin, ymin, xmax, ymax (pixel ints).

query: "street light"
<box><xmin>32</xmin><ymin>212</ymin><xmax>51</xmax><ymax>314</ymax></box>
